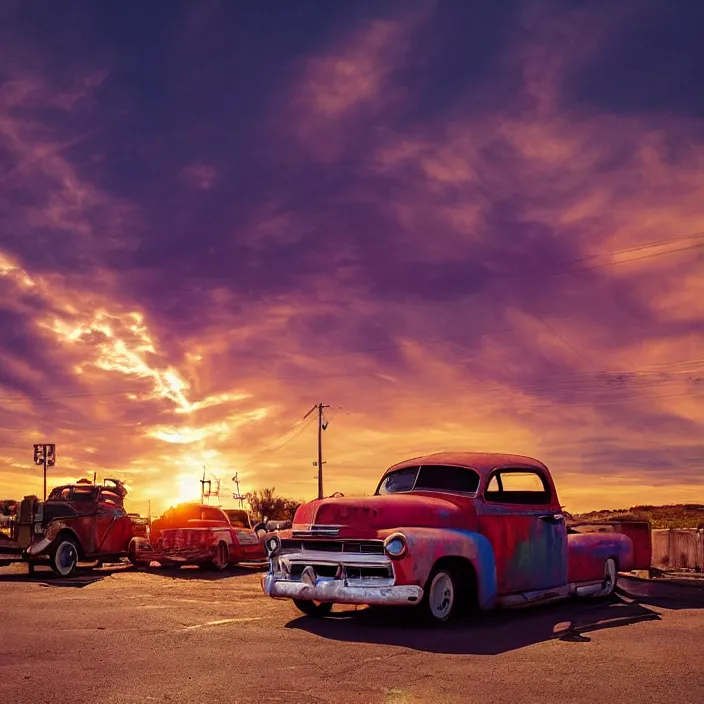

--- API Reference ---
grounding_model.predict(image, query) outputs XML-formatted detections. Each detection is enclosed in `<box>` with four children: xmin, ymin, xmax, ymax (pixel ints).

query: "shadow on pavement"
<box><xmin>285</xmin><ymin>596</ymin><xmax>661</xmax><ymax>654</ymax></box>
<box><xmin>0</xmin><ymin>560</ymin><xmax>267</xmax><ymax>585</ymax></box>
<box><xmin>0</xmin><ymin>563</ymin><xmax>130</xmax><ymax>588</ymax></box>
<box><xmin>616</xmin><ymin>574</ymin><xmax>704</xmax><ymax>610</ymax></box>
<box><xmin>285</xmin><ymin>578</ymin><xmax>704</xmax><ymax>655</ymax></box>
<box><xmin>131</xmin><ymin>562</ymin><xmax>267</xmax><ymax>581</ymax></box>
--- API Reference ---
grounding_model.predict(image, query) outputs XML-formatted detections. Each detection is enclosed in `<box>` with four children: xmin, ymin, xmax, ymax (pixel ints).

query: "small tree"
<box><xmin>246</xmin><ymin>487</ymin><xmax>302</xmax><ymax>522</ymax></box>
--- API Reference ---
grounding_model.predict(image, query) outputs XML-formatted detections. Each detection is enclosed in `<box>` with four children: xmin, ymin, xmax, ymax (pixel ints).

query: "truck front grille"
<box><xmin>281</xmin><ymin>539</ymin><xmax>384</xmax><ymax>555</ymax></box>
<box><xmin>287</xmin><ymin>562</ymin><xmax>393</xmax><ymax>581</ymax></box>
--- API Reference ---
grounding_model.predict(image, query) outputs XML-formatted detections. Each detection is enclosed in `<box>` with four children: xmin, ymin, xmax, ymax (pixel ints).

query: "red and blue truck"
<box><xmin>261</xmin><ymin>452</ymin><xmax>652</xmax><ymax>623</ymax></box>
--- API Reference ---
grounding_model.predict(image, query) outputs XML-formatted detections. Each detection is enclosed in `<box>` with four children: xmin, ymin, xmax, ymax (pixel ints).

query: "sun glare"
<box><xmin>170</xmin><ymin>474</ymin><xmax>204</xmax><ymax>506</ymax></box>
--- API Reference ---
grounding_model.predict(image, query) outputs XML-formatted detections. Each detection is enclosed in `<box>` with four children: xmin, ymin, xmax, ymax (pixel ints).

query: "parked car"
<box><xmin>0</xmin><ymin>478</ymin><xmax>142</xmax><ymax>577</ymax></box>
<box><xmin>131</xmin><ymin>503</ymin><xmax>267</xmax><ymax>570</ymax></box>
<box><xmin>261</xmin><ymin>452</ymin><xmax>653</xmax><ymax>623</ymax></box>
<box><xmin>127</xmin><ymin>513</ymin><xmax>150</xmax><ymax>539</ymax></box>
<box><xmin>0</xmin><ymin>500</ymin><xmax>18</xmax><ymax>535</ymax></box>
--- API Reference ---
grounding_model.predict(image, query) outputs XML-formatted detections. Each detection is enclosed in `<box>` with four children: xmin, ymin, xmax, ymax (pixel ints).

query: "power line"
<box><xmin>254</xmin><ymin>414</ymin><xmax>317</xmax><ymax>456</ymax></box>
<box><xmin>0</xmin><ymin>234</ymin><xmax>699</xmax><ymax>408</ymax></box>
<box><xmin>550</xmin><ymin>232</ymin><xmax>704</xmax><ymax>267</ymax></box>
<box><xmin>0</xmin><ymin>357</ymin><xmax>700</xmax><ymax>421</ymax></box>
<box><xmin>388</xmin><ymin>388</ymin><xmax>704</xmax><ymax>415</ymax></box>
<box><xmin>547</xmin><ymin>241</ymin><xmax>704</xmax><ymax>277</ymax></box>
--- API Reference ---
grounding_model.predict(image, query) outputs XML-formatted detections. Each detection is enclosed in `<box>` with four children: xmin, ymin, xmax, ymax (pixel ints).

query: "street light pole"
<box><xmin>33</xmin><ymin>443</ymin><xmax>56</xmax><ymax>501</ymax></box>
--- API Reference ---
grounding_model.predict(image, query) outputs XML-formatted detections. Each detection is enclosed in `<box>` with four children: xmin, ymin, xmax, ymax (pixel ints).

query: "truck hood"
<box><xmin>294</xmin><ymin>493</ymin><xmax>469</xmax><ymax>533</ymax></box>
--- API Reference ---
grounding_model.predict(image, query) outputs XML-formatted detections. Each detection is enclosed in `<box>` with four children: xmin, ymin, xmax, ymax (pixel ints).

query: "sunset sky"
<box><xmin>0</xmin><ymin>0</ymin><xmax>702</xmax><ymax>517</ymax></box>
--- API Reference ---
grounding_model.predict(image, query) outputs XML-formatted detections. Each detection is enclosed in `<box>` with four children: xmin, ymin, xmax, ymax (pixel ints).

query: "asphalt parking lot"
<box><xmin>1</xmin><ymin>564</ymin><xmax>703</xmax><ymax>704</ymax></box>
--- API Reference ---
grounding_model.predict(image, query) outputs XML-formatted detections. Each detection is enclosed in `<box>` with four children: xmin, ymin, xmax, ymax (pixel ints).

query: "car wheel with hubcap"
<box><xmin>293</xmin><ymin>599</ymin><xmax>333</xmax><ymax>617</ymax></box>
<box><xmin>421</xmin><ymin>567</ymin><xmax>457</xmax><ymax>624</ymax></box>
<box><xmin>211</xmin><ymin>541</ymin><xmax>229</xmax><ymax>571</ymax></box>
<box><xmin>50</xmin><ymin>537</ymin><xmax>79</xmax><ymax>577</ymax></box>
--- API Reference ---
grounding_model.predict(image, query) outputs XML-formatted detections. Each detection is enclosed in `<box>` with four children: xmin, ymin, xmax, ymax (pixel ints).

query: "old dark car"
<box><xmin>0</xmin><ymin>478</ymin><xmax>143</xmax><ymax>577</ymax></box>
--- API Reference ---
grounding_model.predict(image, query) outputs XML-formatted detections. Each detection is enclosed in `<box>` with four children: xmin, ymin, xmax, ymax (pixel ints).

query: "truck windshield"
<box><xmin>377</xmin><ymin>467</ymin><xmax>420</xmax><ymax>494</ymax></box>
<box><xmin>376</xmin><ymin>465</ymin><xmax>480</xmax><ymax>495</ymax></box>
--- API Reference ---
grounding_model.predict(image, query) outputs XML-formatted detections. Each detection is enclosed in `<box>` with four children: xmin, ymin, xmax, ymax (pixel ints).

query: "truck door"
<box><xmin>478</xmin><ymin>467</ymin><xmax>567</xmax><ymax>594</ymax></box>
<box><xmin>95</xmin><ymin>502</ymin><xmax>132</xmax><ymax>555</ymax></box>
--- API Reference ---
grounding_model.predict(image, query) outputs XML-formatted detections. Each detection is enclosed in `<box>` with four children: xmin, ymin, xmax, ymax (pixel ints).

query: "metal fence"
<box><xmin>651</xmin><ymin>529</ymin><xmax>704</xmax><ymax>571</ymax></box>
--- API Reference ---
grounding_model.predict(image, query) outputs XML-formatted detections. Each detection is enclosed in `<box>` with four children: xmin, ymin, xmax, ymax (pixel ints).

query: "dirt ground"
<box><xmin>1</xmin><ymin>563</ymin><xmax>703</xmax><ymax>704</ymax></box>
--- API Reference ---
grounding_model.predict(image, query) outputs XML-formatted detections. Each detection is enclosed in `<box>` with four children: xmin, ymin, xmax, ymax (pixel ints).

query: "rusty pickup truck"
<box><xmin>262</xmin><ymin>452</ymin><xmax>652</xmax><ymax>623</ymax></box>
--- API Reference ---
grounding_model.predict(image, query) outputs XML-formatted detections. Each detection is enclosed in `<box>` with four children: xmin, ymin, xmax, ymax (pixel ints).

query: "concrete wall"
<box><xmin>652</xmin><ymin>529</ymin><xmax>704</xmax><ymax>571</ymax></box>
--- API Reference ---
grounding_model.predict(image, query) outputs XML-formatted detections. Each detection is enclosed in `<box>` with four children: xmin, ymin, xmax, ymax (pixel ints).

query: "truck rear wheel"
<box><xmin>293</xmin><ymin>599</ymin><xmax>333</xmax><ymax>617</ymax></box>
<box><xmin>50</xmin><ymin>537</ymin><xmax>79</xmax><ymax>577</ymax></box>
<box><xmin>598</xmin><ymin>558</ymin><xmax>617</xmax><ymax>598</ymax></box>
<box><xmin>420</xmin><ymin>567</ymin><xmax>458</xmax><ymax>624</ymax></box>
<box><xmin>211</xmin><ymin>541</ymin><xmax>229</xmax><ymax>571</ymax></box>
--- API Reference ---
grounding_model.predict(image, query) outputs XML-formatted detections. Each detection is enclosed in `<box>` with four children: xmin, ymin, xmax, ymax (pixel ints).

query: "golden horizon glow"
<box><xmin>0</xmin><ymin>3</ymin><xmax>702</xmax><ymax>517</ymax></box>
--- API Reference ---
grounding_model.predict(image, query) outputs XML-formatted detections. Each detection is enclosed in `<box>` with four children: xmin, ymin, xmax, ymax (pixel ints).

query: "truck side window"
<box><xmin>415</xmin><ymin>465</ymin><xmax>480</xmax><ymax>493</ymax></box>
<box><xmin>484</xmin><ymin>469</ymin><xmax>551</xmax><ymax>505</ymax></box>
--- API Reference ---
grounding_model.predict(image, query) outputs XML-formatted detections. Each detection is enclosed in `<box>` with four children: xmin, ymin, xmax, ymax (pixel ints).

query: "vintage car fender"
<box><xmin>383</xmin><ymin>527</ymin><xmax>498</xmax><ymax>611</ymax></box>
<box><xmin>27</xmin><ymin>521</ymin><xmax>81</xmax><ymax>556</ymax></box>
<box><xmin>128</xmin><ymin>536</ymin><xmax>152</xmax><ymax>552</ymax></box>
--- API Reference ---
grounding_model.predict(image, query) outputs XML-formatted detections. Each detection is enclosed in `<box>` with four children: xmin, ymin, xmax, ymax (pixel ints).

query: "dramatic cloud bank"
<box><xmin>1</xmin><ymin>0</ymin><xmax>702</xmax><ymax>514</ymax></box>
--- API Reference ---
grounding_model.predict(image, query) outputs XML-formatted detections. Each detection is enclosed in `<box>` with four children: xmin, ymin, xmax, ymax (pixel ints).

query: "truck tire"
<box><xmin>420</xmin><ymin>566</ymin><xmax>458</xmax><ymax>624</ymax></box>
<box><xmin>598</xmin><ymin>558</ymin><xmax>618</xmax><ymax>598</ymax></box>
<box><xmin>127</xmin><ymin>539</ymin><xmax>139</xmax><ymax>566</ymax></box>
<box><xmin>211</xmin><ymin>541</ymin><xmax>229</xmax><ymax>571</ymax></box>
<box><xmin>293</xmin><ymin>599</ymin><xmax>333</xmax><ymax>617</ymax></box>
<box><xmin>50</xmin><ymin>536</ymin><xmax>79</xmax><ymax>577</ymax></box>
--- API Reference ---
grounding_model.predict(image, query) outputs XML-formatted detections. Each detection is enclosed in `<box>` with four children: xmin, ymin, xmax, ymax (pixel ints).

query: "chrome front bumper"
<box><xmin>262</xmin><ymin>549</ymin><xmax>423</xmax><ymax>606</ymax></box>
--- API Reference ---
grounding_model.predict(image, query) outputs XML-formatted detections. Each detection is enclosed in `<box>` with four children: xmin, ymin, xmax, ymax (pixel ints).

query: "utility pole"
<box><xmin>304</xmin><ymin>402</ymin><xmax>329</xmax><ymax>499</ymax></box>
<box><xmin>200</xmin><ymin>467</ymin><xmax>210</xmax><ymax>504</ymax></box>
<box><xmin>232</xmin><ymin>472</ymin><xmax>246</xmax><ymax>509</ymax></box>
<box><xmin>33</xmin><ymin>443</ymin><xmax>56</xmax><ymax>501</ymax></box>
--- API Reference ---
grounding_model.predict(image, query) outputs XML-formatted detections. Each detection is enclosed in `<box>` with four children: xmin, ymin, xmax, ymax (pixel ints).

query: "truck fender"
<box><xmin>567</xmin><ymin>532</ymin><xmax>634</xmax><ymax>584</ymax></box>
<box><xmin>129</xmin><ymin>536</ymin><xmax>152</xmax><ymax>553</ymax></box>
<box><xmin>391</xmin><ymin>527</ymin><xmax>498</xmax><ymax>611</ymax></box>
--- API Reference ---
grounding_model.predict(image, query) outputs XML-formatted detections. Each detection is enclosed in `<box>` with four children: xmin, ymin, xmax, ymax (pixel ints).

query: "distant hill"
<box><xmin>572</xmin><ymin>504</ymin><xmax>704</xmax><ymax>529</ymax></box>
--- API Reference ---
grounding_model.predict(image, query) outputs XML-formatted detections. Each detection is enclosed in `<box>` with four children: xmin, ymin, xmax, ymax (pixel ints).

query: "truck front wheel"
<box><xmin>293</xmin><ymin>599</ymin><xmax>333</xmax><ymax>617</ymax></box>
<box><xmin>420</xmin><ymin>567</ymin><xmax>458</xmax><ymax>624</ymax></box>
<box><xmin>50</xmin><ymin>537</ymin><xmax>79</xmax><ymax>577</ymax></box>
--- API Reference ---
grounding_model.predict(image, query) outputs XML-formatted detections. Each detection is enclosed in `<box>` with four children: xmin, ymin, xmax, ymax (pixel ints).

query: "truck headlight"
<box><xmin>265</xmin><ymin>534</ymin><xmax>281</xmax><ymax>556</ymax></box>
<box><xmin>383</xmin><ymin>533</ymin><xmax>407</xmax><ymax>559</ymax></box>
